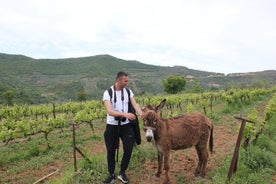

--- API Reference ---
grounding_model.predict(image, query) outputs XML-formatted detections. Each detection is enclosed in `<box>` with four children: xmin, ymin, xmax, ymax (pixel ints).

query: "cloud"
<box><xmin>0</xmin><ymin>0</ymin><xmax>275</xmax><ymax>74</ymax></box>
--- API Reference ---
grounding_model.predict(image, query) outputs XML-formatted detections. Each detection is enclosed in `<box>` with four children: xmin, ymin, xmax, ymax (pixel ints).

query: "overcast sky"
<box><xmin>0</xmin><ymin>0</ymin><xmax>275</xmax><ymax>74</ymax></box>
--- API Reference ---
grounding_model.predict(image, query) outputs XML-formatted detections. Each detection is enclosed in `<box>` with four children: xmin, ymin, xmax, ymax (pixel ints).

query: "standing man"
<box><xmin>102</xmin><ymin>71</ymin><xmax>142</xmax><ymax>184</ymax></box>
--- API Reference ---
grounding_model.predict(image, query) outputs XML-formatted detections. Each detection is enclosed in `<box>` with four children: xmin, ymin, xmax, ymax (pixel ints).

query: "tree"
<box><xmin>2</xmin><ymin>89</ymin><xmax>15</xmax><ymax>105</ymax></box>
<box><xmin>162</xmin><ymin>75</ymin><xmax>186</xmax><ymax>94</ymax></box>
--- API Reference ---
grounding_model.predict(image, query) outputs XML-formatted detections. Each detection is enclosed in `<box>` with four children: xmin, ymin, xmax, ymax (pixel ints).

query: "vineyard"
<box><xmin>0</xmin><ymin>87</ymin><xmax>276</xmax><ymax>183</ymax></box>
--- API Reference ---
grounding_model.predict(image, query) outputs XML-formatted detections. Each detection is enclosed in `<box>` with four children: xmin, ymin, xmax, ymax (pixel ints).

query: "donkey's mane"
<box><xmin>167</xmin><ymin>114</ymin><xmax>186</xmax><ymax>120</ymax></box>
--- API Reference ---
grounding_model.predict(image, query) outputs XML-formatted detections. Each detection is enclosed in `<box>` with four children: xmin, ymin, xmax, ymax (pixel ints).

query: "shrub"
<box><xmin>255</xmin><ymin>134</ymin><xmax>276</xmax><ymax>153</ymax></box>
<box><xmin>241</xmin><ymin>147</ymin><xmax>276</xmax><ymax>171</ymax></box>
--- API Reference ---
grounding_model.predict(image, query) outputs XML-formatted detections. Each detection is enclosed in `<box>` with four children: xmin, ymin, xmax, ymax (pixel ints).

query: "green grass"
<box><xmin>0</xmin><ymin>94</ymin><xmax>275</xmax><ymax>183</ymax></box>
<box><xmin>0</xmin><ymin>122</ymin><xmax>103</xmax><ymax>184</ymax></box>
<box><xmin>209</xmin><ymin>114</ymin><xmax>276</xmax><ymax>184</ymax></box>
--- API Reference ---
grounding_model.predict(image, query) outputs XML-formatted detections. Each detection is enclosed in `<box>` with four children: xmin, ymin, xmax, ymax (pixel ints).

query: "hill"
<box><xmin>0</xmin><ymin>53</ymin><xmax>275</xmax><ymax>104</ymax></box>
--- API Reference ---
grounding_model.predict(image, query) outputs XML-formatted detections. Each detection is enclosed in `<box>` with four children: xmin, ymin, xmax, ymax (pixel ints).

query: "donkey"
<box><xmin>141</xmin><ymin>99</ymin><xmax>214</xmax><ymax>184</ymax></box>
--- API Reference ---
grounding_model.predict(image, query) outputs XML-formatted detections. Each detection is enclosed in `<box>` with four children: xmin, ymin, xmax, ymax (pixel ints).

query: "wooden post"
<box><xmin>227</xmin><ymin>116</ymin><xmax>255</xmax><ymax>181</ymax></box>
<box><xmin>210</xmin><ymin>95</ymin><xmax>213</xmax><ymax>114</ymax></box>
<box><xmin>72</xmin><ymin>124</ymin><xmax>77</xmax><ymax>172</ymax></box>
<box><xmin>71</xmin><ymin>123</ymin><xmax>92</xmax><ymax>173</ymax></box>
<box><xmin>52</xmin><ymin>103</ymin><xmax>56</xmax><ymax>119</ymax></box>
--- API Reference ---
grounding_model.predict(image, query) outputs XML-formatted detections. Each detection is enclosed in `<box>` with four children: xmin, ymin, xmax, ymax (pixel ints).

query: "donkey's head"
<box><xmin>141</xmin><ymin>99</ymin><xmax>166</xmax><ymax>142</ymax></box>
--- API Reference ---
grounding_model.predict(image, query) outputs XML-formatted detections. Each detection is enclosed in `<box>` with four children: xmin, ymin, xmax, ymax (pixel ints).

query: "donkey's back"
<box><xmin>163</xmin><ymin>112</ymin><xmax>213</xmax><ymax>151</ymax></box>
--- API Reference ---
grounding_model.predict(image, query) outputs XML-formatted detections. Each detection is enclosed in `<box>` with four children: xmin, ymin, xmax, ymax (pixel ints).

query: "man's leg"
<box><xmin>120</xmin><ymin>124</ymin><xmax>135</xmax><ymax>173</ymax></box>
<box><xmin>104</xmin><ymin>124</ymin><xmax>118</xmax><ymax>175</ymax></box>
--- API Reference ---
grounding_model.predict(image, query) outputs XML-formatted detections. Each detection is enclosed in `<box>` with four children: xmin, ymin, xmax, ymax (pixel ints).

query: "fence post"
<box><xmin>52</xmin><ymin>103</ymin><xmax>56</xmax><ymax>119</ymax></box>
<box><xmin>71</xmin><ymin>123</ymin><xmax>92</xmax><ymax>173</ymax></box>
<box><xmin>72</xmin><ymin>124</ymin><xmax>77</xmax><ymax>172</ymax></box>
<box><xmin>227</xmin><ymin>116</ymin><xmax>255</xmax><ymax>181</ymax></box>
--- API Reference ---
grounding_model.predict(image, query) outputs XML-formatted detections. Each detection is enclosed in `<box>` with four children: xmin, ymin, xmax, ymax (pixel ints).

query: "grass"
<box><xmin>0</xmin><ymin>121</ymin><xmax>103</xmax><ymax>184</ymax></box>
<box><xmin>209</xmin><ymin>114</ymin><xmax>276</xmax><ymax>184</ymax></box>
<box><xmin>0</xmin><ymin>94</ymin><xmax>275</xmax><ymax>183</ymax></box>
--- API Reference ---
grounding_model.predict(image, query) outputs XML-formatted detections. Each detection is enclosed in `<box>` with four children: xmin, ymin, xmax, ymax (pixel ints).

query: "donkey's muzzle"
<box><xmin>145</xmin><ymin>129</ymin><xmax>154</xmax><ymax>142</ymax></box>
<box><xmin>146</xmin><ymin>135</ymin><xmax>153</xmax><ymax>142</ymax></box>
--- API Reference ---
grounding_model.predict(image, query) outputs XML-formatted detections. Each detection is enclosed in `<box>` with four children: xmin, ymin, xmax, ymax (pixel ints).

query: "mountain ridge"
<box><xmin>0</xmin><ymin>53</ymin><xmax>275</xmax><ymax>104</ymax></box>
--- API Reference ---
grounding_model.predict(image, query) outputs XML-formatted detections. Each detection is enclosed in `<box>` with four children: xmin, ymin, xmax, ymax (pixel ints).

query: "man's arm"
<box><xmin>104</xmin><ymin>100</ymin><xmax>136</xmax><ymax>120</ymax></box>
<box><xmin>130</xmin><ymin>97</ymin><xmax>142</xmax><ymax>118</ymax></box>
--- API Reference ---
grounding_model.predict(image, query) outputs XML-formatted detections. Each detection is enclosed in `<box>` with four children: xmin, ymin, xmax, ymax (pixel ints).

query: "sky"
<box><xmin>0</xmin><ymin>0</ymin><xmax>275</xmax><ymax>74</ymax></box>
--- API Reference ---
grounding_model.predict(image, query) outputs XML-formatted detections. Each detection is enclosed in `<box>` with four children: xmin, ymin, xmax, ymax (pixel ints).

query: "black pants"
<box><xmin>104</xmin><ymin>123</ymin><xmax>135</xmax><ymax>175</ymax></box>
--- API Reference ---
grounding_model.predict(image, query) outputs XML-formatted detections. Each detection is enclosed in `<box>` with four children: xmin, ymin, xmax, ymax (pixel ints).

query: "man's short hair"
<box><xmin>116</xmin><ymin>71</ymin><xmax>128</xmax><ymax>80</ymax></box>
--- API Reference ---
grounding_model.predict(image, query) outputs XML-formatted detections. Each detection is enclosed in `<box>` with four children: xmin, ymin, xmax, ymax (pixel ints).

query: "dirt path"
<box><xmin>129</xmin><ymin>123</ymin><xmax>238</xmax><ymax>184</ymax></box>
<box><xmin>2</xmin><ymin>96</ymin><xmax>273</xmax><ymax>184</ymax></box>
<box><xmin>0</xmin><ymin>117</ymin><xmax>248</xmax><ymax>184</ymax></box>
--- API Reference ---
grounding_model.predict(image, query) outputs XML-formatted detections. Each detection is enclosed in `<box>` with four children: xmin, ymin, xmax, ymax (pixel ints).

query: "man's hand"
<box><xmin>125</xmin><ymin>113</ymin><xmax>136</xmax><ymax>120</ymax></box>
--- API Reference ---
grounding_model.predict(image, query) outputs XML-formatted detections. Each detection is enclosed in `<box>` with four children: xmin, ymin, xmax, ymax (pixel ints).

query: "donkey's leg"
<box><xmin>156</xmin><ymin>151</ymin><xmax>163</xmax><ymax>177</ymax></box>
<box><xmin>163</xmin><ymin>152</ymin><xmax>171</xmax><ymax>184</ymax></box>
<box><xmin>200</xmin><ymin>147</ymin><xmax>209</xmax><ymax>176</ymax></box>
<box><xmin>195</xmin><ymin>145</ymin><xmax>203</xmax><ymax>176</ymax></box>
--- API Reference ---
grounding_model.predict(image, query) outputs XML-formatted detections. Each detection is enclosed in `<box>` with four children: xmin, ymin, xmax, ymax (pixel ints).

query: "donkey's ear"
<box><xmin>155</xmin><ymin>99</ymin><xmax>166</xmax><ymax>112</ymax></box>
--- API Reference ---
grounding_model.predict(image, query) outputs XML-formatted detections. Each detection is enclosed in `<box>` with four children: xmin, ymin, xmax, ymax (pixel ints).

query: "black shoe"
<box><xmin>103</xmin><ymin>174</ymin><xmax>116</xmax><ymax>184</ymax></box>
<box><xmin>117</xmin><ymin>172</ymin><xmax>129</xmax><ymax>183</ymax></box>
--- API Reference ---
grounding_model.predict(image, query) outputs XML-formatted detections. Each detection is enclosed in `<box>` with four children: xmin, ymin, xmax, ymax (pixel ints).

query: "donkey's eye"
<box><xmin>144</xmin><ymin>120</ymin><xmax>148</xmax><ymax>126</ymax></box>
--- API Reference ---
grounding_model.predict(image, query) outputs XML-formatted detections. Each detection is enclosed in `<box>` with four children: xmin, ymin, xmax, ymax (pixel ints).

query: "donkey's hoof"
<box><xmin>194</xmin><ymin>172</ymin><xmax>206</xmax><ymax>178</ymax></box>
<box><xmin>155</xmin><ymin>172</ymin><xmax>161</xmax><ymax>177</ymax></box>
<box><xmin>194</xmin><ymin>172</ymin><xmax>201</xmax><ymax>177</ymax></box>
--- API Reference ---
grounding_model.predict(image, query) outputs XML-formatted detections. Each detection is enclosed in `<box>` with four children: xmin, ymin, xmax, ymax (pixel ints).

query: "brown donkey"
<box><xmin>141</xmin><ymin>99</ymin><xmax>214</xmax><ymax>184</ymax></box>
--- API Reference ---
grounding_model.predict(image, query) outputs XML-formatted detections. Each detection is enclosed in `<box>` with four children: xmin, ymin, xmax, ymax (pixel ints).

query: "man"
<box><xmin>102</xmin><ymin>71</ymin><xmax>142</xmax><ymax>184</ymax></box>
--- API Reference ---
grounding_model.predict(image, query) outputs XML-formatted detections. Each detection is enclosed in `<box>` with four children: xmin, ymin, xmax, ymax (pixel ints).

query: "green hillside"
<box><xmin>0</xmin><ymin>53</ymin><xmax>275</xmax><ymax>104</ymax></box>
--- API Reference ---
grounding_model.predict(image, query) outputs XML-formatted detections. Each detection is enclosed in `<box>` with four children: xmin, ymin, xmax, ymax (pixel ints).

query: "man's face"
<box><xmin>118</xmin><ymin>76</ymin><xmax>129</xmax><ymax>88</ymax></box>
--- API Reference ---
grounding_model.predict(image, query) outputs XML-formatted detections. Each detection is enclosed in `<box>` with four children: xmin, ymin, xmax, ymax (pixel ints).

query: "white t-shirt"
<box><xmin>103</xmin><ymin>87</ymin><xmax>134</xmax><ymax>125</ymax></box>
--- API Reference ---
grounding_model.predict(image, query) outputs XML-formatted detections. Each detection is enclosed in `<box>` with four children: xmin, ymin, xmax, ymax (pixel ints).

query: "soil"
<box><xmin>2</xmin><ymin>100</ymin><xmax>274</xmax><ymax>184</ymax></box>
<box><xmin>0</xmin><ymin>119</ymin><xmax>240</xmax><ymax>184</ymax></box>
<box><xmin>128</xmin><ymin>123</ymin><xmax>238</xmax><ymax>184</ymax></box>
<box><xmin>2</xmin><ymin>91</ymin><xmax>275</xmax><ymax>184</ymax></box>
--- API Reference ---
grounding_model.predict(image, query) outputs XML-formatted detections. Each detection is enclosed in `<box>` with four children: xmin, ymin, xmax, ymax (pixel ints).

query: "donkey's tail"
<box><xmin>209</xmin><ymin>125</ymin><xmax>214</xmax><ymax>153</ymax></box>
